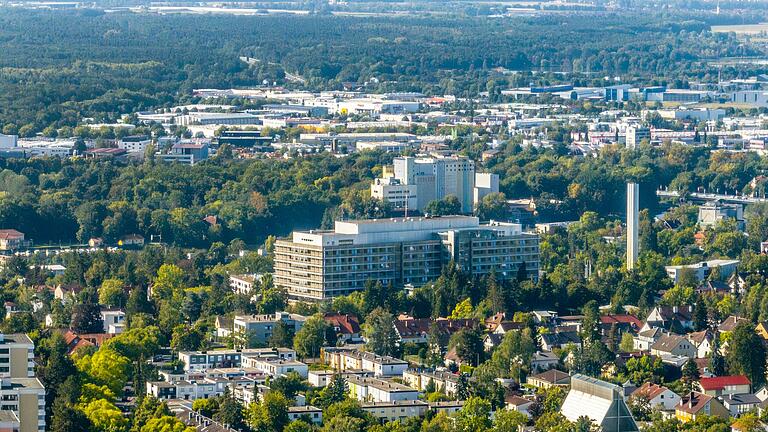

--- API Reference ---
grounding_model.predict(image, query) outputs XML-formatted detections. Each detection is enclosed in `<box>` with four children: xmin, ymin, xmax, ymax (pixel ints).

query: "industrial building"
<box><xmin>273</xmin><ymin>216</ymin><xmax>539</xmax><ymax>301</ymax></box>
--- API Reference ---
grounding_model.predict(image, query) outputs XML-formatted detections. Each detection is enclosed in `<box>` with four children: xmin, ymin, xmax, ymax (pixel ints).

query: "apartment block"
<box><xmin>347</xmin><ymin>376</ymin><xmax>419</xmax><ymax>403</ymax></box>
<box><xmin>274</xmin><ymin>216</ymin><xmax>539</xmax><ymax>301</ymax></box>
<box><xmin>0</xmin><ymin>334</ymin><xmax>34</xmax><ymax>378</ymax></box>
<box><xmin>232</xmin><ymin>312</ymin><xmax>307</xmax><ymax>345</ymax></box>
<box><xmin>322</xmin><ymin>348</ymin><xmax>409</xmax><ymax>377</ymax></box>
<box><xmin>178</xmin><ymin>347</ymin><xmax>296</xmax><ymax>372</ymax></box>
<box><xmin>371</xmin><ymin>156</ymin><xmax>498</xmax><ymax>214</ymax></box>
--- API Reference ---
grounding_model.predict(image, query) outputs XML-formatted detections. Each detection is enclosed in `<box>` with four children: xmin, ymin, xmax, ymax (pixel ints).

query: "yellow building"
<box><xmin>675</xmin><ymin>392</ymin><xmax>729</xmax><ymax>423</ymax></box>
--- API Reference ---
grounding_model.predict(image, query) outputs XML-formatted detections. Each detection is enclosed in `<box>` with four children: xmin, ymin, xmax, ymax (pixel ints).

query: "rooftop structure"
<box><xmin>560</xmin><ymin>374</ymin><xmax>639</xmax><ymax>432</ymax></box>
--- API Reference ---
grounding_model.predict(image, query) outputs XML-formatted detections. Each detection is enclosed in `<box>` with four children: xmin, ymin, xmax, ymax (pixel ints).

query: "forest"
<box><xmin>0</xmin><ymin>9</ymin><xmax>763</xmax><ymax>135</ymax></box>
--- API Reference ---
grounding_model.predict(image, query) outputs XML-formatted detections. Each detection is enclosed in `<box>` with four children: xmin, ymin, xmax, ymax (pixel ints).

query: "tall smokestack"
<box><xmin>627</xmin><ymin>182</ymin><xmax>639</xmax><ymax>271</ymax></box>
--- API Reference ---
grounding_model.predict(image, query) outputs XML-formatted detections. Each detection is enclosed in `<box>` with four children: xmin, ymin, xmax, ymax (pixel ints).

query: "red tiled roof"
<box><xmin>0</xmin><ymin>229</ymin><xmax>23</xmax><ymax>240</ymax></box>
<box><xmin>323</xmin><ymin>313</ymin><xmax>361</xmax><ymax>335</ymax></box>
<box><xmin>699</xmin><ymin>375</ymin><xmax>751</xmax><ymax>390</ymax></box>
<box><xmin>633</xmin><ymin>382</ymin><xmax>670</xmax><ymax>401</ymax></box>
<box><xmin>600</xmin><ymin>314</ymin><xmax>642</xmax><ymax>329</ymax></box>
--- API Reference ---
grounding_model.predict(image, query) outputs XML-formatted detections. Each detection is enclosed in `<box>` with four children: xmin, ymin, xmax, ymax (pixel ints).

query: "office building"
<box><xmin>117</xmin><ymin>135</ymin><xmax>152</xmax><ymax>154</ymax></box>
<box><xmin>157</xmin><ymin>142</ymin><xmax>209</xmax><ymax>165</ymax></box>
<box><xmin>625</xmin><ymin>127</ymin><xmax>650</xmax><ymax>149</ymax></box>
<box><xmin>372</xmin><ymin>156</ymin><xmax>498</xmax><ymax>214</ymax></box>
<box><xmin>560</xmin><ymin>374</ymin><xmax>639</xmax><ymax>432</ymax></box>
<box><xmin>627</xmin><ymin>183</ymin><xmax>639</xmax><ymax>271</ymax></box>
<box><xmin>665</xmin><ymin>259</ymin><xmax>740</xmax><ymax>284</ymax></box>
<box><xmin>217</xmin><ymin>131</ymin><xmax>273</xmax><ymax>148</ymax></box>
<box><xmin>274</xmin><ymin>216</ymin><xmax>539</xmax><ymax>301</ymax></box>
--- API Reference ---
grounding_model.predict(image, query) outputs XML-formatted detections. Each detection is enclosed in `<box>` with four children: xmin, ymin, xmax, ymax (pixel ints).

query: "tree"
<box><xmin>80</xmin><ymin>398</ymin><xmax>129</xmax><ymax>432</ymax></box>
<box><xmin>619</xmin><ymin>332</ymin><xmax>635</xmax><ymax>352</ymax></box>
<box><xmin>99</xmin><ymin>279</ymin><xmax>126</xmax><ymax>308</ymax></box>
<box><xmin>457</xmin><ymin>373</ymin><xmax>471</xmax><ymax>400</ymax></box>
<box><xmin>192</xmin><ymin>398</ymin><xmax>219</xmax><ymax>417</ymax></box>
<box><xmin>127</xmin><ymin>285</ymin><xmax>154</xmax><ymax>318</ymax></box>
<box><xmin>693</xmin><ymin>300</ymin><xmax>708</xmax><ymax>331</ymax></box>
<box><xmin>580</xmin><ymin>300</ymin><xmax>601</xmax><ymax>343</ymax></box>
<box><xmin>50</xmin><ymin>395</ymin><xmax>90</xmax><ymax>432</ymax></box>
<box><xmin>727</xmin><ymin>321</ymin><xmax>767</xmax><ymax>387</ymax></box>
<box><xmin>293</xmin><ymin>315</ymin><xmax>329</xmax><ymax>358</ymax></box>
<box><xmin>248</xmin><ymin>391</ymin><xmax>290</xmax><ymax>432</ymax></box>
<box><xmin>269</xmin><ymin>372</ymin><xmax>307</xmax><ymax>399</ymax></box>
<box><xmin>449</xmin><ymin>328</ymin><xmax>484</xmax><ymax>366</ymax></box>
<box><xmin>153</xmin><ymin>264</ymin><xmax>185</xmax><ymax>300</ymax></box>
<box><xmin>363</xmin><ymin>308</ymin><xmax>399</xmax><ymax>357</ymax></box>
<box><xmin>710</xmin><ymin>337</ymin><xmax>726</xmax><ymax>376</ymax></box>
<box><xmin>75</xmin><ymin>348</ymin><xmax>131</xmax><ymax>395</ymax></box>
<box><xmin>682</xmin><ymin>359</ymin><xmax>700</xmax><ymax>393</ymax></box>
<box><xmin>449</xmin><ymin>298</ymin><xmax>474</xmax><ymax>319</ymax></box>
<box><xmin>320</xmin><ymin>416</ymin><xmax>365</xmax><ymax>432</ymax></box>
<box><xmin>492</xmin><ymin>409</ymin><xmax>527</xmax><ymax>432</ymax></box>
<box><xmin>455</xmin><ymin>396</ymin><xmax>492</xmax><ymax>432</ymax></box>
<box><xmin>140</xmin><ymin>416</ymin><xmax>194</xmax><ymax>432</ymax></box>
<box><xmin>269</xmin><ymin>321</ymin><xmax>295</xmax><ymax>348</ymax></box>
<box><xmin>215</xmin><ymin>390</ymin><xmax>246</xmax><ymax>430</ymax></box>
<box><xmin>170</xmin><ymin>324</ymin><xmax>204</xmax><ymax>352</ymax></box>
<box><xmin>424</xmin><ymin>195</ymin><xmax>463</xmax><ymax>216</ymax></box>
<box><xmin>285</xmin><ymin>420</ymin><xmax>314</xmax><ymax>432</ymax></box>
<box><xmin>323</xmin><ymin>374</ymin><xmax>348</xmax><ymax>407</ymax></box>
<box><xmin>71</xmin><ymin>303</ymin><xmax>104</xmax><ymax>333</ymax></box>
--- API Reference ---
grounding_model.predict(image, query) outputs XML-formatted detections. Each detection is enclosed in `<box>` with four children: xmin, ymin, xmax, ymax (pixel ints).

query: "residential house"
<box><xmin>539</xmin><ymin>331</ymin><xmax>582</xmax><ymax>351</ymax></box>
<box><xmin>643</xmin><ymin>306</ymin><xmax>694</xmax><ymax>332</ymax></box>
<box><xmin>100</xmin><ymin>309</ymin><xmax>126</xmax><ymax>334</ymax></box>
<box><xmin>483</xmin><ymin>333</ymin><xmax>503</xmax><ymax>352</ymax></box>
<box><xmin>599</xmin><ymin>314</ymin><xmax>642</xmax><ymax>336</ymax></box>
<box><xmin>0</xmin><ymin>230</ymin><xmax>27</xmax><ymax>252</ymax></box>
<box><xmin>633</xmin><ymin>328</ymin><xmax>665</xmax><ymax>351</ymax></box>
<box><xmin>288</xmin><ymin>406</ymin><xmax>322</xmax><ymax>424</ymax></box>
<box><xmin>393</xmin><ymin>316</ymin><xmax>476</xmax><ymax>345</ymax></box>
<box><xmin>756</xmin><ymin>322</ymin><xmax>768</xmax><ymax>341</ymax></box>
<box><xmin>526</xmin><ymin>369</ymin><xmax>570</xmax><ymax>389</ymax></box>
<box><xmin>722</xmin><ymin>393</ymin><xmax>761</xmax><ymax>417</ymax></box>
<box><xmin>530</xmin><ymin>351</ymin><xmax>560</xmax><ymax>372</ymax></box>
<box><xmin>118</xmin><ymin>234</ymin><xmax>144</xmax><ymax>248</ymax></box>
<box><xmin>54</xmin><ymin>284</ymin><xmax>83</xmax><ymax>303</ymax></box>
<box><xmin>505</xmin><ymin>396</ymin><xmax>534</xmax><ymax>418</ymax></box>
<box><xmin>232</xmin><ymin>312</ymin><xmax>307</xmax><ymax>346</ymax></box>
<box><xmin>698</xmin><ymin>375</ymin><xmax>751</xmax><ymax>397</ymax></box>
<box><xmin>631</xmin><ymin>382</ymin><xmax>681</xmax><ymax>411</ymax></box>
<box><xmin>650</xmin><ymin>334</ymin><xmax>697</xmax><ymax>359</ymax></box>
<box><xmin>323</xmin><ymin>313</ymin><xmax>362</xmax><ymax>343</ymax></box>
<box><xmin>675</xmin><ymin>391</ymin><xmax>730</xmax><ymax>422</ymax></box>
<box><xmin>718</xmin><ymin>315</ymin><xmax>749</xmax><ymax>334</ymax></box>
<box><xmin>240</xmin><ymin>357</ymin><xmax>308</xmax><ymax>379</ymax></box>
<box><xmin>686</xmin><ymin>330</ymin><xmax>713</xmax><ymax>359</ymax></box>
<box><xmin>229</xmin><ymin>274</ymin><xmax>261</xmax><ymax>295</ymax></box>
